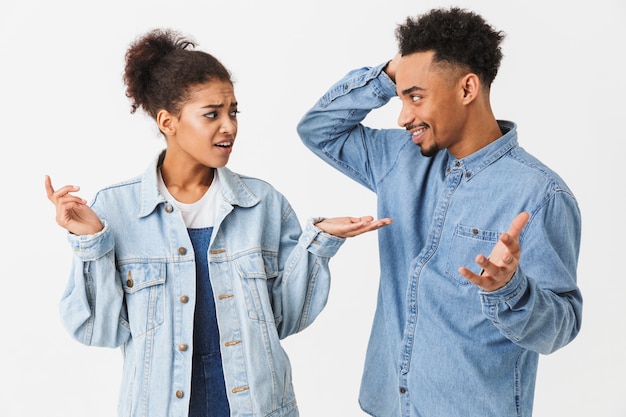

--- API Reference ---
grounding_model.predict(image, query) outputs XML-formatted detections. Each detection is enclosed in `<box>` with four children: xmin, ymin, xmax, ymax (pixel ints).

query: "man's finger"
<box><xmin>508</xmin><ymin>212</ymin><xmax>530</xmax><ymax>239</ymax></box>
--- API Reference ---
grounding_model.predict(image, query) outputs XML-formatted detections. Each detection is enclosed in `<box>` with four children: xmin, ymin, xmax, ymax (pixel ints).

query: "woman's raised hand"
<box><xmin>45</xmin><ymin>175</ymin><xmax>103</xmax><ymax>236</ymax></box>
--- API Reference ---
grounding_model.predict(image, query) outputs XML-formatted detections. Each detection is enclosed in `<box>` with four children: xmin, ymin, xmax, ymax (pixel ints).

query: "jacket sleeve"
<box><xmin>59</xmin><ymin>222</ymin><xmax>130</xmax><ymax>348</ymax></box>
<box><xmin>272</xmin><ymin>207</ymin><xmax>345</xmax><ymax>339</ymax></box>
<box><xmin>479</xmin><ymin>190</ymin><xmax>583</xmax><ymax>354</ymax></box>
<box><xmin>296</xmin><ymin>63</ymin><xmax>409</xmax><ymax>192</ymax></box>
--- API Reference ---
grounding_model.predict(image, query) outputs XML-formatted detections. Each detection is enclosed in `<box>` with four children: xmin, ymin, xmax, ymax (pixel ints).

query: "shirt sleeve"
<box><xmin>479</xmin><ymin>190</ymin><xmax>583</xmax><ymax>354</ymax></box>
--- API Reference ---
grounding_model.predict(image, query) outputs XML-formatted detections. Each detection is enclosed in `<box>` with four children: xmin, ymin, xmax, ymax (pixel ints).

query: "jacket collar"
<box><xmin>137</xmin><ymin>150</ymin><xmax>259</xmax><ymax>218</ymax></box>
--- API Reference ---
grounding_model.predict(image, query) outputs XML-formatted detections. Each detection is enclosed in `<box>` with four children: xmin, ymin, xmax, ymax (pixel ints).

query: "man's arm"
<box><xmin>296</xmin><ymin>61</ymin><xmax>408</xmax><ymax>191</ymax></box>
<box><xmin>463</xmin><ymin>199</ymin><xmax>583</xmax><ymax>354</ymax></box>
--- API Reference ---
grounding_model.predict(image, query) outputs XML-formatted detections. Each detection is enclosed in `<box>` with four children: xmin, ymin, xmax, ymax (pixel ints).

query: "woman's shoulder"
<box><xmin>90</xmin><ymin>175</ymin><xmax>143</xmax><ymax>209</ymax></box>
<box><xmin>218</xmin><ymin>167</ymin><xmax>290</xmax><ymax>205</ymax></box>
<box><xmin>96</xmin><ymin>175</ymin><xmax>142</xmax><ymax>195</ymax></box>
<box><xmin>219</xmin><ymin>167</ymin><xmax>279</xmax><ymax>192</ymax></box>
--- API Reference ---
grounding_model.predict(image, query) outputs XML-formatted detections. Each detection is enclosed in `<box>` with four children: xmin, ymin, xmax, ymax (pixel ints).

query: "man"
<box><xmin>297</xmin><ymin>7</ymin><xmax>582</xmax><ymax>417</ymax></box>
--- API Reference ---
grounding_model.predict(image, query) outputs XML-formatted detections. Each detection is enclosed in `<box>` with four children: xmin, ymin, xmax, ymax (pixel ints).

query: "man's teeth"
<box><xmin>413</xmin><ymin>127</ymin><xmax>427</xmax><ymax>136</ymax></box>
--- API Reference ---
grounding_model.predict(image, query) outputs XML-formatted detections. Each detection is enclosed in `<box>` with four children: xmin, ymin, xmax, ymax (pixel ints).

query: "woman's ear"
<box><xmin>157</xmin><ymin>109</ymin><xmax>176</xmax><ymax>135</ymax></box>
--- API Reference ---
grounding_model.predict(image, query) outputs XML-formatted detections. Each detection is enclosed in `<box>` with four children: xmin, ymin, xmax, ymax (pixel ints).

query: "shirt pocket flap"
<box><xmin>119</xmin><ymin>263</ymin><xmax>166</xmax><ymax>294</ymax></box>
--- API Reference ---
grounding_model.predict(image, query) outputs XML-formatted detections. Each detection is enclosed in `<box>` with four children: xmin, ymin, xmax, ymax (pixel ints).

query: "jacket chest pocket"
<box><xmin>119</xmin><ymin>262</ymin><xmax>166</xmax><ymax>337</ymax></box>
<box><xmin>234</xmin><ymin>252</ymin><xmax>278</xmax><ymax>322</ymax></box>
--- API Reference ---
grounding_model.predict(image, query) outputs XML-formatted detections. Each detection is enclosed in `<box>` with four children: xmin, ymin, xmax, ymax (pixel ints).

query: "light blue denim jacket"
<box><xmin>59</xmin><ymin>151</ymin><xmax>345</xmax><ymax>417</ymax></box>
<box><xmin>297</xmin><ymin>63</ymin><xmax>582</xmax><ymax>417</ymax></box>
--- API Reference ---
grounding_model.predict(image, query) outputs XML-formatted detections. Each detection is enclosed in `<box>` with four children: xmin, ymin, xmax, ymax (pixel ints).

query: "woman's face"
<box><xmin>166</xmin><ymin>79</ymin><xmax>238</xmax><ymax>169</ymax></box>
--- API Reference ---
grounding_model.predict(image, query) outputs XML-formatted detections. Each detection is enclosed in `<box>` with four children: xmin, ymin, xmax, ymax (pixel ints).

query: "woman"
<box><xmin>45</xmin><ymin>28</ymin><xmax>390</xmax><ymax>417</ymax></box>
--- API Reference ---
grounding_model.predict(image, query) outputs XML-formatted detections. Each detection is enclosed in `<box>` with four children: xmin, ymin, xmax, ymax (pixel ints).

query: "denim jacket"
<box><xmin>59</xmin><ymin>152</ymin><xmax>345</xmax><ymax>417</ymax></box>
<box><xmin>297</xmin><ymin>63</ymin><xmax>582</xmax><ymax>417</ymax></box>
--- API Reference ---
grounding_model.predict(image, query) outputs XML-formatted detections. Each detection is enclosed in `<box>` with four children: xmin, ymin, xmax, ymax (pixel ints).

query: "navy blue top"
<box><xmin>187</xmin><ymin>227</ymin><xmax>230</xmax><ymax>417</ymax></box>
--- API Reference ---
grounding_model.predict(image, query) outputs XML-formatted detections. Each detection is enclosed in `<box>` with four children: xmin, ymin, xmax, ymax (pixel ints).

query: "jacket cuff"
<box><xmin>67</xmin><ymin>221</ymin><xmax>114</xmax><ymax>261</ymax></box>
<box><xmin>300</xmin><ymin>218</ymin><xmax>345</xmax><ymax>258</ymax></box>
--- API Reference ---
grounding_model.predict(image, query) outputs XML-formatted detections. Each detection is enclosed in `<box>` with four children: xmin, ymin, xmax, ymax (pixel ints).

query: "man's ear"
<box><xmin>157</xmin><ymin>109</ymin><xmax>176</xmax><ymax>135</ymax></box>
<box><xmin>460</xmin><ymin>73</ymin><xmax>480</xmax><ymax>104</ymax></box>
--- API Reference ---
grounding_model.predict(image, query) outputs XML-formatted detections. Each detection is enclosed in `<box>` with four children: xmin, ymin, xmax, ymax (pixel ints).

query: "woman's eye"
<box><xmin>204</xmin><ymin>111</ymin><xmax>218</xmax><ymax>119</ymax></box>
<box><xmin>230</xmin><ymin>110</ymin><xmax>240</xmax><ymax>118</ymax></box>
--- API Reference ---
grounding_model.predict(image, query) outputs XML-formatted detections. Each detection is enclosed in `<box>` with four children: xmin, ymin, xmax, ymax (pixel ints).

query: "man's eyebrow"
<box><xmin>400</xmin><ymin>86</ymin><xmax>425</xmax><ymax>96</ymax></box>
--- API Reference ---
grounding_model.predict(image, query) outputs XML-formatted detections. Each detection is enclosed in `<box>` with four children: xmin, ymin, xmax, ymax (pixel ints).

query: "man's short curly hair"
<box><xmin>395</xmin><ymin>7</ymin><xmax>505</xmax><ymax>87</ymax></box>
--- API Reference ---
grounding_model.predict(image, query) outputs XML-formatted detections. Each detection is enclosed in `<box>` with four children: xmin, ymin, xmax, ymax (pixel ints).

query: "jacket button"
<box><xmin>178</xmin><ymin>343</ymin><xmax>188</xmax><ymax>351</ymax></box>
<box><xmin>400</xmin><ymin>387</ymin><xmax>407</xmax><ymax>394</ymax></box>
<box><xmin>126</xmin><ymin>278</ymin><xmax>134</xmax><ymax>288</ymax></box>
<box><xmin>165</xmin><ymin>204</ymin><xmax>173</xmax><ymax>213</ymax></box>
<box><xmin>178</xmin><ymin>247</ymin><xmax>187</xmax><ymax>255</ymax></box>
<box><xmin>175</xmin><ymin>390</ymin><xmax>184</xmax><ymax>399</ymax></box>
<box><xmin>180</xmin><ymin>295</ymin><xmax>189</xmax><ymax>303</ymax></box>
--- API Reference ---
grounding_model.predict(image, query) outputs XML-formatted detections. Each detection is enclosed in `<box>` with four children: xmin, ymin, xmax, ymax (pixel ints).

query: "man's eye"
<box><xmin>411</xmin><ymin>95</ymin><xmax>422</xmax><ymax>103</ymax></box>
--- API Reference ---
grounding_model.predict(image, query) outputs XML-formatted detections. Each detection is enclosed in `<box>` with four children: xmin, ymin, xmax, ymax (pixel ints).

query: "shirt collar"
<box><xmin>445</xmin><ymin>120</ymin><xmax>518</xmax><ymax>181</ymax></box>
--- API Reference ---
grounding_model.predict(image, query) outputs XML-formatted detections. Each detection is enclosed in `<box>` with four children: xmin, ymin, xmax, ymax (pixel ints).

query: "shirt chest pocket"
<box><xmin>444</xmin><ymin>224</ymin><xmax>500</xmax><ymax>286</ymax></box>
<box><xmin>234</xmin><ymin>252</ymin><xmax>278</xmax><ymax>322</ymax></box>
<box><xmin>119</xmin><ymin>262</ymin><xmax>166</xmax><ymax>338</ymax></box>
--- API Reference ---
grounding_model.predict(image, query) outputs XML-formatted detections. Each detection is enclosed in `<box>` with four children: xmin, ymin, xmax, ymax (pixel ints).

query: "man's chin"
<box><xmin>419</xmin><ymin>145</ymin><xmax>439</xmax><ymax>158</ymax></box>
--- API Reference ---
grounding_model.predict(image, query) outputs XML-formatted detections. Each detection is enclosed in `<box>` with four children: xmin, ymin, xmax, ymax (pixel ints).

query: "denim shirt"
<box><xmin>297</xmin><ymin>63</ymin><xmax>582</xmax><ymax>417</ymax></box>
<box><xmin>59</xmin><ymin>152</ymin><xmax>345</xmax><ymax>417</ymax></box>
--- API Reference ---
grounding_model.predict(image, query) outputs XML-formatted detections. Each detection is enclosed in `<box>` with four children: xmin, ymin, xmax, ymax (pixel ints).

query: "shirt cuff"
<box><xmin>479</xmin><ymin>268</ymin><xmax>528</xmax><ymax>306</ymax></box>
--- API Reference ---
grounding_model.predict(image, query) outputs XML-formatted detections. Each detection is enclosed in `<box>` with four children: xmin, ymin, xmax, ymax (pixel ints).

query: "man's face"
<box><xmin>395</xmin><ymin>51</ymin><xmax>467</xmax><ymax>158</ymax></box>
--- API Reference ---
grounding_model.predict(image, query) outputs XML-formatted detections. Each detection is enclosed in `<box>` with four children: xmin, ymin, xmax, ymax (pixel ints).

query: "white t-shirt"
<box><xmin>157</xmin><ymin>169</ymin><xmax>221</xmax><ymax>228</ymax></box>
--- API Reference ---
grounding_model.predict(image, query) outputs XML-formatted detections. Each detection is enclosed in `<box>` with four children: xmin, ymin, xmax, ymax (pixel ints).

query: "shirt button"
<box><xmin>180</xmin><ymin>295</ymin><xmax>189</xmax><ymax>303</ymax></box>
<box><xmin>126</xmin><ymin>278</ymin><xmax>134</xmax><ymax>288</ymax></box>
<box><xmin>472</xmin><ymin>228</ymin><xmax>479</xmax><ymax>235</ymax></box>
<box><xmin>399</xmin><ymin>387</ymin><xmax>407</xmax><ymax>394</ymax></box>
<box><xmin>175</xmin><ymin>390</ymin><xmax>184</xmax><ymax>399</ymax></box>
<box><xmin>455</xmin><ymin>161</ymin><xmax>461</xmax><ymax>167</ymax></box>
<box><xmin>465</xmin><ymin>172</ymin><xmax>471</xmax><ymax>178</ymax></box>
<box><xmin>178</xmin><ymin>247</ymin><xmax>187</xmax><ymax>255</ymax></box>
<box><xmin>165</xmin><ymin>204</ymin><xmax>173</xmax><ymax>213</ymax></box>
<box><xmin>178</xmin><ymin>343</ymin><xmax>188</xmax><ymax>351</ymax></box>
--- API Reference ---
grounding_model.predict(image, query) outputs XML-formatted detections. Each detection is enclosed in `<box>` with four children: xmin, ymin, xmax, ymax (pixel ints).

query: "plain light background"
<box><xmin>1</xmin><ymin>0</ymin><xmax>624</xmax><ymax>416</ymax></box>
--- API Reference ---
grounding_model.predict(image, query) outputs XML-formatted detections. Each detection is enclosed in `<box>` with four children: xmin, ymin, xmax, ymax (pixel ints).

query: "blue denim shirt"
<box><xmin>297</xmin><ymin>63</ymin><xmax>582</xmax><ymax>417</ymax></box>
<box><xmin>59</xmin><ymin>152</ymin><xmax>345</xmax><ymax>417</ymax></box>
